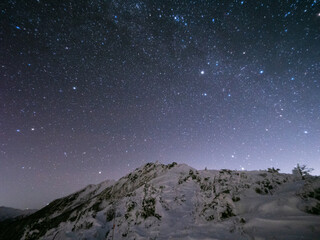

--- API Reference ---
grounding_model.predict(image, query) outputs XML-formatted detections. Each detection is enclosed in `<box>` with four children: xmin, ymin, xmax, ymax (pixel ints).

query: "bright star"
<box><xmin>72</xmin><ymin>86</ymin><xmax>77</xmax><ymax>90</ymax></box>
<box><xmin>200</xmin><ymin>70</ymin><xmax>205</xmax><ymax>75</ymax></box>
<box><xmin>16</xmin><ymin>129</ymin><xmax>21</xmax><ymax>133</ymax></box>
<box><xmin>98</xmin><ymin>171</ymin><xmax>102</xmax><ymax>174</ymax></box>
<box><xmin>174</xmin><ymin>15</ymin><xmax>180</xmax><ymax>22</ymax></box>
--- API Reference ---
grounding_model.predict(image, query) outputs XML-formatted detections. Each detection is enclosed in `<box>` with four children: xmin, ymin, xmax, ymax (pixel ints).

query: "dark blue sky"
<box><xmin>1</xmin><ymin>0</ymin><xmax>320</xmax><ymax>209</ymax></box>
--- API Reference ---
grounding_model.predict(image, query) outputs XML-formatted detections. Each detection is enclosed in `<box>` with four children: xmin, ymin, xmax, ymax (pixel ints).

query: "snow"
<box><xmin>13</xmin><ymin>163</ymin><xmax>320</xmax><ymax>240</ymax></box>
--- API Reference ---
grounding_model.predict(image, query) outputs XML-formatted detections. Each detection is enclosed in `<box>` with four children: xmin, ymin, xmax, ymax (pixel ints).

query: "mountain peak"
<box><xmin>0</xmin><ymin>162</ymin><xmax>319</xmax><ymax>240</ymax></box>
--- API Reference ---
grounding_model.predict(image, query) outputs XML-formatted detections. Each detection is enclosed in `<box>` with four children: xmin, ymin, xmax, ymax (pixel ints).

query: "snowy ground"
<box><xmin>3</xmin><ymin>163</ymin><xmax>319</xmax><ymax>240</ymax></box>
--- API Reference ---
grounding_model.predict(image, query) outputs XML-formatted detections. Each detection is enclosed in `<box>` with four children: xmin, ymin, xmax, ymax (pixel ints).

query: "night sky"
<box><xmin>1</xmin><ymin>0</ymin><xmax>320</xmax><ymax>209</ymax></box>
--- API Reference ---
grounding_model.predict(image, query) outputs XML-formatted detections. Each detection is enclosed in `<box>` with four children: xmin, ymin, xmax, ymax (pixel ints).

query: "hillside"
<box><xmin>0</xmin><ymin>207</ymin><xmax>37</xmax><ymax>222</ymax></box>
<box><xmin>0</xmin><ymin>162</ymin><xmax>319</xmax><ymax>240</ymax></box>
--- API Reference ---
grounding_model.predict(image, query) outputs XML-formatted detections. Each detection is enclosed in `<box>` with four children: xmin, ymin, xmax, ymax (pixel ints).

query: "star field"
<box><xmin>1</xmin><ymin>0</ymin><xmax>320</xmax><ymax>209</ymax></box>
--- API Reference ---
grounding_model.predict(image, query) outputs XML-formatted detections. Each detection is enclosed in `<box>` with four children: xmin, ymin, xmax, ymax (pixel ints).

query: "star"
<box><xmin>2</xmin><ymin>0</ymin><xmax>320</xmax><ymax>210</ymax></box>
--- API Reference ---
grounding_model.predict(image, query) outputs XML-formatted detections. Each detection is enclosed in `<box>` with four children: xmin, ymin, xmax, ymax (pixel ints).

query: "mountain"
<box><xmin>0</xmin><ymin>207</ymin><xmax>37</xmax><ymax>222</ymax></box>
<box><xmin>0</xmin><ymin>162</ymin><xmax>319</xmax><ymax>240</ymax></box>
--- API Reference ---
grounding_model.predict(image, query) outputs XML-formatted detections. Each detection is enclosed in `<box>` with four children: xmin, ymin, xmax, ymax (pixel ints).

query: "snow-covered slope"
<box><xmin>0</xmin><ymin>207</ymin><xmax>37</xmax><ymax>222</ymax></box>
<box><xmin>0</xmin><ymin>162</ymin><xmax>319</xmax><ymax>240</ymax></box>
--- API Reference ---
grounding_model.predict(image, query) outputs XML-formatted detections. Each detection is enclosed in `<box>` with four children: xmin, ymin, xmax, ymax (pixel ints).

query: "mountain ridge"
<box><xmin>0</xmin><ymin>206</ymin><xmax>37</xmax><ymax>222</ymax></box>
<box><xmin>0</xmin><ymin>162</ymin><xmax>319</xmax><ymax>240</ymax></box>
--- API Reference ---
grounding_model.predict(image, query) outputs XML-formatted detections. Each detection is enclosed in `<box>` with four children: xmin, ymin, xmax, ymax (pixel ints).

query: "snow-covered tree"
<box><xmin>292</xmin><ymin>164</ymin><xmax>313</xmax><ymax>180</ymax></box>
